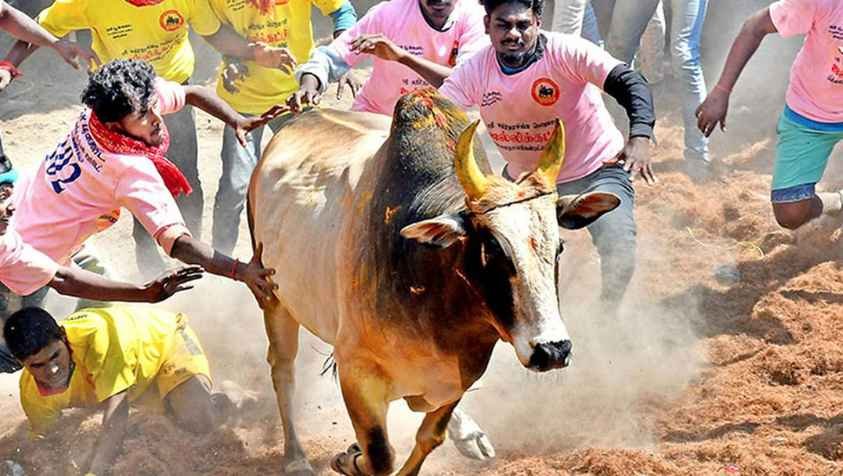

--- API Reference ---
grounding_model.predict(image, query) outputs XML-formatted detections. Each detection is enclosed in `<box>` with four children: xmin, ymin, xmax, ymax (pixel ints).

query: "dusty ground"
<box><xmin>5</xmin><ymin>4</ymin><xmax>843</xmax><ymax>475</ymax></box>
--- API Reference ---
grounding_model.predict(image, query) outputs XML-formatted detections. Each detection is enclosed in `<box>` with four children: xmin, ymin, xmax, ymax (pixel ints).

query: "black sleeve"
<box><xmin>603</xmin><ymin>64</ymin><xmax>655</xmax><ymax>139</ymax></box>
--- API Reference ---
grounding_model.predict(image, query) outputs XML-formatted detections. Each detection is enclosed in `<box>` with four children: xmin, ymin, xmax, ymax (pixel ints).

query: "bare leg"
<box><xmin>165</xmin><ymin>376</ymin><xmax>223</xmax><ymax>434</ymax></box>
<box><xmin>396</xmin><ymin>400</ymin><xmax>461</xmax><ymax>476</ymax></box>
<box><xmin>264</xmin><ymin>303</ymin><xmax>313</xmax><ymax>475</ymax></box>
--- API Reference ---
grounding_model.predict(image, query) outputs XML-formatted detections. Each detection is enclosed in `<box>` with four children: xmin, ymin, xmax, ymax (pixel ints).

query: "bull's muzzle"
<box><xmin>528</xmin><ymin>340</ymin><xmax>573</xmax><ymax>372</ymax></box>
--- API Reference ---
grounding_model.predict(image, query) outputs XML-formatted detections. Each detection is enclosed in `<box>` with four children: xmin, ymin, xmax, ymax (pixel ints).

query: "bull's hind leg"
<box><xmin>264</xmin><ymin>304</ymin><xmax>312</xmax><ymax>476</ymax></box>
<box><xmin>395</xmin><ymin>400</ymin><xmax>461</xmax><ymax>476</ymax></box>
<box><xmin>331</xmin><ymin>362</ymin><xmax>394</xmax><ymax>476</ymax></box>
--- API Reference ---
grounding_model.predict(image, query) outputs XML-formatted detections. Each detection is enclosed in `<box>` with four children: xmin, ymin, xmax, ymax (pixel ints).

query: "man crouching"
<box><xmin>4</xmin><ymin>306</ymin><xmax>240</xmax><ymax>475</ymax></box>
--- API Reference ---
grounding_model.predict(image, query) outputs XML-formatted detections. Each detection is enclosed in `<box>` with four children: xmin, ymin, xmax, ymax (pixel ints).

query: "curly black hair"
<box><xmin>81</xmin><ymin>59</ymin><xmax>157</xmax><ymax>123</ymax></box>
<box><xmin>480</xmin><ymin>0</ymin><xmax>544</xmax><ymax>17</ymax></box>
<box><xmin>4</xmin><ymin>307</ymin><xmax>64</xmax><ymax>361</ymax></box>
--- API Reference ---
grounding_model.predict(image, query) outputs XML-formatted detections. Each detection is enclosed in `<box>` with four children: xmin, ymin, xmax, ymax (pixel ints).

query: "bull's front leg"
<box><xmin>264</xmin><ymin>304</ymin><xmax>312</xmax><ymax>476</ymax></box>
<box><xmin>395</xmin><ymin>400</ymin><xmax>461</xmax><ymax>476</ymax></box>
<box><xmin>332</xmin><ymin>360</ymin><xmax>394</xmax><ymax>476</ymax></box>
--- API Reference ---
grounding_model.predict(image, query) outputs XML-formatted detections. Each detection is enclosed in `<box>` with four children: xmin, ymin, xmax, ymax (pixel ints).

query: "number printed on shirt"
<box><xmin>45</xmin><ymin>138</ymin><xmax>81</xmax><ymax>194</ymax></box>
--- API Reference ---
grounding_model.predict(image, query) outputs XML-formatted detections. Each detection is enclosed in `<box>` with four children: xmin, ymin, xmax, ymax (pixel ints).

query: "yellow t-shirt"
<box><xmin>38</xmin><ymin>0</ymin><xmax>222</xmax><ymax>83</ymax></box>
<box><xmin>210</xmin><ymin>0</ymin><xmax>345</xmax><ymax>114</ymax></box>
<box><xmin>19</xmin><ymin>307</ymin><xmax>189</xmax><ymax>435</ymax></box>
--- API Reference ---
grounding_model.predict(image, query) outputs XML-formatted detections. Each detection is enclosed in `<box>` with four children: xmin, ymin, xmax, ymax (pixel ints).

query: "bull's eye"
<box><xmin>481</xmin><ymin>236</ymin><xmax>505</xmax><ymax>267</ymax></box>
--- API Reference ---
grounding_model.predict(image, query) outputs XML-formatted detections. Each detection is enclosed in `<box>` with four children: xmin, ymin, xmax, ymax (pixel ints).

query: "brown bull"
<box><xmin>247</xmin><ymin>89</ymin><xmax>619</xmax><ymax>475</ymax></box>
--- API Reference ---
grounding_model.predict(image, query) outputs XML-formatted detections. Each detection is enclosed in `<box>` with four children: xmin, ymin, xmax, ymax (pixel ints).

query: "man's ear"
<box><xmin>400</xmin><ymin>214</ymin><xmax>467</xmax><ymax>248</ymax></box>
<box><xmin>557</xmin><ymin>192</ymin><xmax>621</xmax><ymax>229</ymax></box>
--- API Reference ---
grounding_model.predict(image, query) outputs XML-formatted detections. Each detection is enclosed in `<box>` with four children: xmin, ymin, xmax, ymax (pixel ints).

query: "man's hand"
<box><xmin>51</xmin><ymin>39</ymin><xmax>99</xmax><ymax>71</ymax></box>
<box><xmin>605</xmin><ymin>136</ymin><xmax>656</xmax><ymax>184</ymax></box>
<box><xmin>250</xmin><ymin>42</ymin><xmax>296</xmax><ymax>74</ymax></box>
<box><xmin>240</xmin><ymin>243</ymin><xmax>278</xmax><ymax>308</ymax></box>
<box><xmin>337</xmin><ymin>70</ymin><xmax>361</xmax><ymax>100</ymax></box>
<box><xmin>287</xmin><ymin>73</ymin><xmax>322</xmax><ymax>113</ymax></box>
<box><xmin>222</xmin><ymin>60</ymin><xmax>249</xmax><ymax>94</ymax></box>
<box><xmin>232</xmin><ymin>105</ymin><xmax>288</xmax><ymax>146</ymax></box>
<box><xmin>142</xmin><ymin>265</ymin><xmax>204</xmax><ymax>302</ymax></box>
<box><xmin>350</xmin><ymin>34</ymin><xmax>407</xmax><ymax>62</ymax></box>
<box><xmin>696</xmin><ymin>87</ymin><xmax>730</xmax><ymax>137</ymax></box>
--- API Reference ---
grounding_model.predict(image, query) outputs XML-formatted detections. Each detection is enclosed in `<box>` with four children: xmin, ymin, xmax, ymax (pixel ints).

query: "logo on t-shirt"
<box><xmin>159</xmin><ymin>10</ymin><xmax>185</xmax><ymax>32</ymax></box>
<box><xmin>448</xmin><ymin>41</ymin><xmax>460</xmax><ymax>67</ymax></box>
<box><xmin>531</xmin><ymin>78</ymin><xmax>560</xmax><ymax>107</ymax></box>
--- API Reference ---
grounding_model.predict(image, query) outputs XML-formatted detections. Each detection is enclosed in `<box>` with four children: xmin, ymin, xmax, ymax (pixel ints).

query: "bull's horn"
<box><xmin>454</xmin><ymin>120</ymin><xmax>489</xmax><ymax>200</ymax></box>
<box><xmin>535</xmin><ymin>120</ymin><xmax>566</xmax><ymax>185</ymax></box>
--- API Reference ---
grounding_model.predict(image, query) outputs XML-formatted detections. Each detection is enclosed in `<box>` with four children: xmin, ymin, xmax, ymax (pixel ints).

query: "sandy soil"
<box><xmin>5</xmin><ymin>5</ymin><xmax>843</xmax><ymax>475</ymax></box>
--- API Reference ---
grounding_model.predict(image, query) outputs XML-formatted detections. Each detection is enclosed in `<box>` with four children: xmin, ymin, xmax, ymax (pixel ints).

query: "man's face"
<box><xmin>22</xmin><ymin>338</ymin><xmax>73</xmax><ymax>392</ymax></box>
<box><xmin>485</xmin><ymin>2</ymin><xmax>542</xmax><ymax>68</ymax></box>
<box><xmin>0</xmin><ymin>184</ymin><xmax>15</xmax><ymax>235</ymax></box>
<box><xmin>114</xmin><ymin>96</ymin><xmax>165</xmax><ymax>147</ymax></box>
<box><xmin>419</xmin><ymin>0</ymin><xmax>456</xmax><ymax>28</ymax></box>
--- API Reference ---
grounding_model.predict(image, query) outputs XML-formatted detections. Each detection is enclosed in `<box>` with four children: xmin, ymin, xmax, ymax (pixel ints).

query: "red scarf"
<box><xmin>247</xmin><ymin>0</ymin><xmax>274</xmax><ymax>14</ymax></box>
<box><xmin>124</xmin><ymin>0</ymin><xmax>165</xmax><ymax>6</ymax></box>
<box><xmin>88</xmin><ymin>111</ymin><xmax>192</xmax><ymax>197</ymax></box>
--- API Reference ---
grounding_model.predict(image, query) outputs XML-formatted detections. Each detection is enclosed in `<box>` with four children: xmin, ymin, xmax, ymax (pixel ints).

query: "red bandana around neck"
<box><xmin>88</xmin><ymin>111</ymin><xmax>192</xmax><ymax>197</ymax></box>
<box><xmin>124</xmin><ymin>0</ymin><xmax>166</xmax><ymax>6</ymax></box>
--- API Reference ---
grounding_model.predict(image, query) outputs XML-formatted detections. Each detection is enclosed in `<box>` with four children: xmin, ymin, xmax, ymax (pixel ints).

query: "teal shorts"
<box><xmin>772</xmin><ymin>106</ymin><xmax>843</xmax><ymax>203</ymax></box>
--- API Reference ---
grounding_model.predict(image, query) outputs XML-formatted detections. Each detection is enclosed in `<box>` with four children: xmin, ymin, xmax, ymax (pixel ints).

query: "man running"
<box><xmin>697</xmin><ymin>0</ymin><xmax>843</xmax><ymax>231</ymax></box>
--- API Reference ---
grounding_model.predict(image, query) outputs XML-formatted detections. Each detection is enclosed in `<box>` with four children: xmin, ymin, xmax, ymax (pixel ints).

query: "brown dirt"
<box><xmin>5</xmin><ymin>14</ymin><xmax>843</xmax><ymax>476</ymax></box>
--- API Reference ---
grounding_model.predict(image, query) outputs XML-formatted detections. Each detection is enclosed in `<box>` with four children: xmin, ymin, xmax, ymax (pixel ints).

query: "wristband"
<box><xmin>0</xmin><ymin>61</ymin><xmax>21</xmax><ymax>78</ymax></box>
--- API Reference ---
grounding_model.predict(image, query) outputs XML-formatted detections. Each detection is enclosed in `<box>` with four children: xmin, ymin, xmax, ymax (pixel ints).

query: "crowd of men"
<box><xmin>0</xmin><ymin>0</ymin><xmax>840</xmax><ymax>474</ymax></box>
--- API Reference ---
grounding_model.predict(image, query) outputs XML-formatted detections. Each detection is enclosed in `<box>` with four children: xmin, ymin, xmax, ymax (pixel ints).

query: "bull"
<box><xmin>247</xmin><ymin>89</ymin><xmax>619</xmax><ymax>475</ymax></box>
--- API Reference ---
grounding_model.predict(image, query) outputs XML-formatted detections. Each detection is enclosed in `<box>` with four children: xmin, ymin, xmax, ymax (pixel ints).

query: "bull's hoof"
<box><xmin>330</xmin><ymin>443</ymin><xmax>365</xmax><ymax>476</ymax></box>
<box><xmin>282</xmin><ymin>456</ymin><xmax>315</xmax><ymax>476</ymax></box>
<box><xmin>447</xmin><ymin>409</ymin><xmax>496</xmax><ymax>461</ymax></box>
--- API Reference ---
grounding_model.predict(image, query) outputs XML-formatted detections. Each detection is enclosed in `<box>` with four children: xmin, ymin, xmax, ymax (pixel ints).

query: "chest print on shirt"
<box><xmin>830</xmin><ymin>46</ymin><xmax>843</xmax><ymax>85</ymax></box>
<box><xmin>531</xmin><ymin>77</ymin><xmax>560</xmax><ymax>106</ymax></box>
<box><xmin>159</xmin><ymin>9</ymin><xmax>185</xmax><ymax>32</ymax></box>
<box><xmin>480</xmin><ymin>91</ymin><xmax>503</xmax><ymax>107</ymax></box>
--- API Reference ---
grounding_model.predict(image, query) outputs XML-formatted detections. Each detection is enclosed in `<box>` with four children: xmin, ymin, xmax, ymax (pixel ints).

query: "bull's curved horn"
<box><xmin>454</xmin><ymin>120</ymin><xmax>489</xmax><ymax>200</ymax></box>
<box><xmin>535</xmin><ymin>120</ymin><xmax>566</xmax><ymax>185</ymax></box>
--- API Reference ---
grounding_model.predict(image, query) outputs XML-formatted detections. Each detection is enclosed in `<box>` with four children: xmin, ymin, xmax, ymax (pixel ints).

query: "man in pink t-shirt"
<box><xmin>395</xmin><ymin>0</ymin><xmax>656</xmax><ymax>310</ymax></box>
<box><xmin>698</xmin><ymin>0</ymin><xmax>843</xmax><ymax>232</ymax></box>
<box><xmin>10</xmin><ymin>60</ymin><xmax>278</xmax><ymax>310</ymax></box>
<box><xmin>0</xmin><ymin>162</ymin><xmax>203</xmax><ymax>373</ymax></box>
<box><xmin>289</xmin><ymin>0</ymin><xmax>488</xmax><ymax>115</ymax></box>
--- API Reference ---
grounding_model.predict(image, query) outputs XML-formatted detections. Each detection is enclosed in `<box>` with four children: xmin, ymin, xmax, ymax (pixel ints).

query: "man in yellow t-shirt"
<box><xmin>1</xmin><ymin>0</ymin><xmax>286</xmax><ymax>276</ymax></box>
<box><xmin>208</xmin><ymin>0</ymin><xmax>357</xmax><ymax>254</ymax></box>
<box><xmin>5</xmin><ymin>306</ymin><xmax>237</xmax><ymax>475</ymax></box>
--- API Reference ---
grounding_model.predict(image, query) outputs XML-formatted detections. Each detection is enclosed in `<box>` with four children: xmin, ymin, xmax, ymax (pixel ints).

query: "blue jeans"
<box><xmin>550</xmin><ymin>0</ymin><xmax>603</xmax><ymax>45</ymax></box>
<box><xmin>607</xmin><ymin>0</ymin><xmax>710</xmax><ymax>162</ymax></box>
<box><xmin>212</xmin><ymin>114</ymin><xmax>289</xmax><ymax>255</ymax></box>
<box><xmin>505</xmin><ymin>165</ymin><xmax>637</xmax><ymax>307</ymax></box>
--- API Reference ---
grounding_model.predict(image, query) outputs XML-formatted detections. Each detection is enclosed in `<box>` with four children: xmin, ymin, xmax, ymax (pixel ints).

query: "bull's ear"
<box><xmin>400</xmin><ymin>214</ymin><xmax>467</xmax><ymax>248</ymax></box>
<box><xmin>557</xmin><ymin>192</ymin><xmax>621</xmax><ymax>229</ymax></box>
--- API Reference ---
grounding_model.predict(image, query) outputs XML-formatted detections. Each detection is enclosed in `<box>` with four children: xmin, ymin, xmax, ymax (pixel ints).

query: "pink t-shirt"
<box><xmin>11</xmin><ymin>79</ymin><xmax>188</xmax><ymax>266</ymax></box>
<box><xmin>332</xmin><ymin>0</ymin><xmax>487</xmax><ymax>115</ymax></box>
<box><xmin>440</xmin><ymin>33</ymin><xmax>625</xmax><ymax>183</ymax></box>
<box><xmin>770</xmin><ymin>0</ymin><xmax>843</xmax><ymax>123</ymax></box>
<box><xmin>0</xmin><ymin>229</ymin><xmax>59</xmax><ymax>296</ymax></box>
